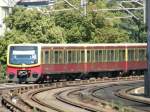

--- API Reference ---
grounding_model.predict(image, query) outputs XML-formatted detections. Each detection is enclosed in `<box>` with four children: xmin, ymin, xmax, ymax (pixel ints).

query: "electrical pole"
<box><xmin>145</xmin><ymin>0</ymin><xmax>150</xmax><ymax>97</ymax></box>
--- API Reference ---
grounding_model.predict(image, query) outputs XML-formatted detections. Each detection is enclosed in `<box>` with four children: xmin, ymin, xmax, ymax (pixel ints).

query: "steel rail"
<box><xmin>1</xmin><ymin>76</ymin><xmax>144</xmax><ymax>112</ymax></box>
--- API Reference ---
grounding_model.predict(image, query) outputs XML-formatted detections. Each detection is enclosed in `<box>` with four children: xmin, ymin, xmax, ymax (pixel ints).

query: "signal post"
<box><xmin>145</xmin><ymin>0</ymin><xmax>150</xmax><ymax>97</ymax></box>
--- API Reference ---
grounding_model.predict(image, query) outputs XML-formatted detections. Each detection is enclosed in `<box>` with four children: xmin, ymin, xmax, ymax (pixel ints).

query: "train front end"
<box><xmin>6</xmin><ymin>44</ymin><xmax>41</xmax><ymax>83</ymax></box>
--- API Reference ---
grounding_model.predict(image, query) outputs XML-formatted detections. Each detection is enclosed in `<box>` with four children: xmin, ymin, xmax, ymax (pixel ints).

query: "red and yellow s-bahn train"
<box><xmin>6</xmin><ymin>43</ymin><xmax>147</xmax><ymax>83</ymax></box>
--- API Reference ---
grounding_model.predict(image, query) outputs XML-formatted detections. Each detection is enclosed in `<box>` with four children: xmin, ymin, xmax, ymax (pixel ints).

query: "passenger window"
<box><xmin>119</xmin><ymin>50</ymin><xmax>125</xmax><ymax>61</ymax></box>
<box><xmin>44</xmin><ymin>51</ymin><xmax>49</xmax><ymax>64</ymax></box>
<box><xmin>111</xmin><ymin>50</ymin><xmax>115</xmax><ymax>62</ymax></box>
<box><xmin>54</xmin><ymin>51</ymin><xmax>59</xmax><ymax>64</ymax></box>
<box><xmin>135</xmin><ymin>49</ymin><xmax>139</xmax><ymax>61</ymax></box>
<box><xmin>98</xmin><ymin>50</ymin><xmax>103</xmax><ymax>62</ymax></box>
<box><xmin>115</xmin><ymin>50</ymin><xmax>119</xmax><ymax>62</ymax></box>
<box><xmin>87</xmin><ymin>50</ymin><xmax>91</xmax><ymax>62</ymax></box>
<box><xmin>72</xmin><ymin>50</ymin><xmax>77</xmax><ymax>63</ymax></box>
<box><xmin>41</xmin><ymin>51</ymin><xmax>44</xmax><ymax>64</ymax></box>
<box><xmin>59</xmin><ymin>51</ymin><xmax>64</xmax><ymax>64</ymax></box>
<box><xmin>91</xmin><ymin>50</ymin><xmax>95</xmax><ymax>62</ymax></box>
<box><xmin>81</xmin><ymin>50</ymin><xmax>85</xmax><ymax>63</ymax></box>
<box><xmin>107</xmin><ymin>50</ymin><xmax>114</xmax><ymax>62</ymax></box>
<box><xmin>128</xmin><ymin>49</ymin><xmax>134</xmax><ymax>61</ymax></box>
<box><xmin>139</xmin><ymin>49</ymin><xmax>146</xmax><ymax>61</ymax></box>
<box><xmin>95</xmin><ymin>50</ymin><xmax>99</xmax><ymax>62</ymax></box>
<box><xmin>68</xmin><ymin>51</ymin><xmax>71</xmax><ymax>63</ymax></box>
<box><xmin>103</xmin><ymin>50</ymin><xmax>107</xmax><ymax>62</ymax></box>
<box><xmin>77</xmin><ymin>50</ymin><xmax>81</xmax><ymax>63</ymax></box>
<box><xmin>67</xmin><ymin>50</ymin><xmax>77</xmax><ymax>63</ymax></box>
<box><xmin>90</xmin><ymin>50</ymin><xmax>103</xmax><ymax>62</ymax></box>
<box><xmin>107</xmin><ymin>50</ymin><xmax>111</xmax><ymax>62</ymax></box>
<box><xmin>50</xmin><ymin>50</ymin><xmax>54</xmax><ymax>64</ymax></box>
<box><xmin>64</xmin><ymin>50</ymin><xmax>67</xmax><ymax>64</ymax></box>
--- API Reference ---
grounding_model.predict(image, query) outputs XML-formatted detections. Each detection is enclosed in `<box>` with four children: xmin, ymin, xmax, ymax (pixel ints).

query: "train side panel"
<box><xmin>86</xmin><ymin>62</ymin><xmax>127</xmax><ymax>72</ymax></box>
<box><xmin>127</xmin><ymin>61</ymin><xmax>147</xmax><ymax>70</ymax></box>
<box><xmin>41</xmin><ymin>64</ymin><xmax>85</xmax><ymax>74</ymax></box>
<box><xmin>126</xmin><ymin>45</ymin><xmax>147</xmax><ymax>72</ymax></box>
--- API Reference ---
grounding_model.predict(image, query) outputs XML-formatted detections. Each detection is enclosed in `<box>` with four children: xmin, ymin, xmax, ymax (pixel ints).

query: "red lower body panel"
<box><xmin>127</xmin><ymin>61</ymin><xmax>147</xmax><ymax>70</ymax></box>
<box><xmin>7</xmin><ymin>65</ymin><xmax>41</xmax><ymax>75</ymax></box>
<box><xmin>41</xmin><ymin>61</ymin><xmax>147</xmax><ymax>74</ymax></box>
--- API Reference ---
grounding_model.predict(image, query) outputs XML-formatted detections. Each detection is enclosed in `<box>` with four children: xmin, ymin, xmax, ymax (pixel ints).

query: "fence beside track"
<box><xmin>1</xmin><ymin>76</ymin><xmax>144</xmax><ymax>112</ymax></box>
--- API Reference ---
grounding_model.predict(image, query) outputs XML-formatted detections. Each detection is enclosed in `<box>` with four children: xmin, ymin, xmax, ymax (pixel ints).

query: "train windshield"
<box><xmin>9</xmin><ymin>46</ymin><xmax>38</xmax><ymax>65</ymax></box>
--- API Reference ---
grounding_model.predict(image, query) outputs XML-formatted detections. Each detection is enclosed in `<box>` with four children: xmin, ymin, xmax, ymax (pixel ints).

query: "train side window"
<box><xmin>41</xmin><ymin>51</ymin><xmax>44</xmax><ymax>64</ymax></box>
<box><xmin>87</xmin><ymin>50</ymin><xmax>91</xmax><ymax>62</ymax></box>
<box><xmin>119</xmin><ymin>50</ymin><xmax>125</xmax><ymax>61</ymax></box>
<box><xmin>44</xmin><ymin>51</ymin><xmax>49</xmax><ymax>64</ymax></box>
<box><xmin>76</xmin><ymin>50</ymin><xmax>84</xmax><ymax>63</ymax></box>
<box><xmin>95</xmin><ymin>50</ymin><xmax>99</xmax><ymax>62</ymax></box>
<box><xmin>139</xmin><ymin>49</ymin><xmax>146</xmax><ymax>61</ymax></box>
<box><xmin>68</xmin><ymin>51</ymin><xmax>71</xmax><ymax>63</ymax></box>
<box><xmin>135</xmin><ymin>49</ymin><xmax>139</xmax><ymax>61</ymax></box>
<box><xmin>59</xmin><ymin>51</ymin><xmax>64</xmax><ymax>64</ymax></box>
<box><xmin>81</xmin><ymin>50</ymin><xmax>85</xmax><ymax>63</ymax></box>
<box><xmin>111</xmin><ymin>50</ymin><xmax>115</xmax><ymax>62</ymax></box>
<box><xmin>115</xmin><ymin>50</ymin><xmax>119</xmax><ymax>62</ymax></box>
<box><xmin>77</xmin><ymin>50</ymin><xmax>81</xmax><ymax>63</ymax></box>
<box><xmin>103</xmin><ymin>50</ymin><xmax>107</xmax><ymax>62</ymax></box>
<box><xmin>133</xmin><ymin>49</ymin><xmax>136</xmax><ymax>61</ymax></box>
<box><xmin>50</xmin><ymin>50</ymin><xmax>53</xmax><ymax>64</ymax></box>
<box><xmin>64</xmin><ymin>50</ymin><xmax>67</xmax><ymax>64</ymax></box>
<box><xmin>144</xmin><ymin>49</ymin><xmax>147</xmax><ymax>61</ymax></box>
<box><xmin>107</xmin><ymin>50</ymin><xmax>111</xmax><ymax>62</ymax></box>
<box><xmin>91</xmin><ymin>50</ymin><xmax>95</xmax><ymax>63</ymax></box>
<box><xmin>75</xmin><ymin>50</ymin><xmax>77</xmax><ymax>63</ymax></box>
<box><xmin>128</xmin><ymin>49</ymin><xmax>134</xmax><ymax>61</ymax></box>
<box><xmin>54</xmin><ymin>51</ymin><xmax>59</xmax><ymax>64</ymax></box>
<box><xmin>72</xmin><ymin>50</ymin><xmax>77</xmax><ymax>63</ymax></box>
<box><xmin>99</xmin><ymin>50</ymin><xmax>103</xmax><ymax>62</ymax></box>
<box><xmin>77</xmin><ymin>50</ymin><xmax>80</xmax><ymax>63</ymax></box>
<box><xmin>67</xmin><ymin>50</ymin><xmax>77</xmax><ymax>63</ymax></box>
<box><xmin>107</xmin><ymin>50</ymin><xmax>114</xmax><ymax>62</ymax></box>
<box><xmin>144</xmin><ymin>49</ymin><xmax>146</xmax><ymax>60</ymax></box>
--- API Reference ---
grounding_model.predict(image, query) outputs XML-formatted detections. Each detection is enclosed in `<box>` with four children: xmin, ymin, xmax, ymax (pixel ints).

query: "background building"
<box><xmin>17</xmin><ymin>0</ymin><xmax>54</xmax><ymax>7</ymax></box>
<box><xmin>0</xmin><ymin>0</ymin><xmax>19</xmax><ymax>36</ymax></box>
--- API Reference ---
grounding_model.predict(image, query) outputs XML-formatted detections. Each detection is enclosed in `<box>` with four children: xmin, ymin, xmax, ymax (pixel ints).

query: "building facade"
<box><xmin>0</xmin><ymin>0</ymin><xmax>19</xmax><ymax>36</ymax></box>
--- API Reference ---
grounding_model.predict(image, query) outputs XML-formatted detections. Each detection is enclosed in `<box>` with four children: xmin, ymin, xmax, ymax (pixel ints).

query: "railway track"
<box><xmin>0</xmin><ymin>83</ymin><xmax>39</xmax><ymax>112</ymax></box>
<box><xmin>91</xmin><ymin>81</ymin><xmax>150</xmax><ymax>112</ymax></box>
<box><xmin>0</xmin><ymin>76</ymin><xmax>145</xmax><ymax>112</ymax></box>
<box><xmin>54</xmin><ymin>81</ymin><xmax>144</xmax><ymax>112</ymax></box>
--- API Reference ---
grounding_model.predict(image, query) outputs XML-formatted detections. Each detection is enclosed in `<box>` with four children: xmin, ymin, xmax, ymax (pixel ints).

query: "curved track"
<box><xmin>33</xmin><ymin>87</ymin><xmax>92</xmax><ymax>112</ymax></box>
<box><xmin>1</xmin><ymin>76</ymin><xmax>147</xmax><ymax>112</ymax></box>
<box><xmin>31</xmin><ymin>80</ymin><xmax>147</xmax><ymax>112</ymax></box>
<box><xmin>92</xmin><ymin>81</ymin><xmax>150</xmax><ymax>112</ymax></box>
<box><xmin>0</xmin><ymin>83</ymin><xmax>38</xmax><ymax>112</ymax></box>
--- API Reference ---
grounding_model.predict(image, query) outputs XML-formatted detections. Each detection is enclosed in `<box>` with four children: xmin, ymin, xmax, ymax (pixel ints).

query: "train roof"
<box><xmin>8</xmin><ymin>43</ymin><xmax>147</xmax><ymax>47</ymax></box>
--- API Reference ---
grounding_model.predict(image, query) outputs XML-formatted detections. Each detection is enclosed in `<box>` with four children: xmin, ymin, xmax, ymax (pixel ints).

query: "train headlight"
<box><xmin>32</xmin><ymin>73</ymin><xmax>38</xmax><ymax>78</ymax></box>
<box><xmin>9</xmin><ymin>73</ymin><xmax>15</xmax><ymax>79</ymax></box>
